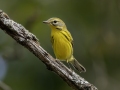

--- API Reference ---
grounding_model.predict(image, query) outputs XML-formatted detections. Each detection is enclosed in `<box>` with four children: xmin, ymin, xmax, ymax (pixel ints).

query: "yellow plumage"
<box><xmin>43</xmin><ymin>17</ymin><xmax>86</xmax><ymax>72</ymax></box>
<box><xmin>51</xmin><ymin>28</ymin><xmax>73</xmax><ymax>61</ymax></box>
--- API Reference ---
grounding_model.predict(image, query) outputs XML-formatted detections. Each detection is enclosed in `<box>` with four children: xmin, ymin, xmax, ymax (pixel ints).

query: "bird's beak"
<box><xmin>43</xmin><ymin>20</ymin><xmax>49</xmax><ymax>24</ymax></box>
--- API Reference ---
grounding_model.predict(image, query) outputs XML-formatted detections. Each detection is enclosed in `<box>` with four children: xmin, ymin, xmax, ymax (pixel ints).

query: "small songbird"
<box><xmin>43</xmin><ymin>17</ymin><xmax>86</xmax><ymax>72</ymax></box>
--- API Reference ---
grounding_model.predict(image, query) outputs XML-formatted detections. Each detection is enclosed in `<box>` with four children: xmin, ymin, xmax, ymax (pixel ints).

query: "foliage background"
<box><xmin>0</xmin><ymin>0</ymin><xmax>120</xmax><ymax>90</ymax></box>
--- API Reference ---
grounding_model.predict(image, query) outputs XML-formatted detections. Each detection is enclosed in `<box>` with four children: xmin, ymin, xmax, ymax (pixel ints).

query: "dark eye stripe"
<box><xmin>53</xmin><ymin>20</ymin><xmax>57</xmax><ymax>23</ymax></box>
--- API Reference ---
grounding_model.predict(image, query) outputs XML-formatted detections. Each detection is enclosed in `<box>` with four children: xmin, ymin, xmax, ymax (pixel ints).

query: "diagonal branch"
<box><xmin>0</xmin><ymin>10</ymin><xmax>98</xmax><ymax>90</ymax></box>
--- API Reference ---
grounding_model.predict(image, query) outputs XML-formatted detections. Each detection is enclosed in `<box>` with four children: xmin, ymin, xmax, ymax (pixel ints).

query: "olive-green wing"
<box><xmin>61</xmin><ymin>30</ymin><xmax>73</xmax><ymax>47</ymax></box>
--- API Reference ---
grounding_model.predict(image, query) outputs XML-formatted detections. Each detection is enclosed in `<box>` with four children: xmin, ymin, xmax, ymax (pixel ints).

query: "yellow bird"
<box><xmin>43</xmin><ymin>17</ymin><xmax>86</xmax><ymax>72</ymax></box>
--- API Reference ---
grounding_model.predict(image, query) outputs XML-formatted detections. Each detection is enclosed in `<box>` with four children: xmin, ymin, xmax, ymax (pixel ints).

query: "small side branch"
<box><xmin>0</xmin><ymin>10</ymin><xmax>98</xmax><ymax>90</ymax></box>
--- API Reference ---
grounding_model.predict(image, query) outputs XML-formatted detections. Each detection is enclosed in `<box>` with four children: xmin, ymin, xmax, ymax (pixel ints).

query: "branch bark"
<box><xmin>0</xmin><ymin>10</ymin><xmax>98</xmax><ymax>90</ymax></box>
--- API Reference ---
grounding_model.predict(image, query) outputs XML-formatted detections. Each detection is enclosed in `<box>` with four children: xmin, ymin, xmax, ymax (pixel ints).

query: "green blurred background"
<box><xmin>0</xmin><ymin>0</ymin><xmax>120</xmax><ymax>90</ymax></box>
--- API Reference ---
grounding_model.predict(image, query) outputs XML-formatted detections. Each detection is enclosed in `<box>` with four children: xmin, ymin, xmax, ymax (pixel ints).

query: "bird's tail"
<box><xmin>70</xmin><ymin>57</ymin><xmax>86</xmax><ymax>73</ymax></box>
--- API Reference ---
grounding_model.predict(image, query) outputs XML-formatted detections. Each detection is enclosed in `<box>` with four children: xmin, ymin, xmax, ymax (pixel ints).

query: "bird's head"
<box><xmin>43</xmin><ymin>17</ymin><xmax>66</xmax><ymax>30</ymax></box>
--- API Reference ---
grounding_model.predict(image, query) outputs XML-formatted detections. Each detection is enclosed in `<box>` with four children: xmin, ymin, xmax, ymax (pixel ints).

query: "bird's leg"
<box><xmin>67</xmin><ymin>62</ymin><xmax>71</xmax><ymax>69</ymax></box>
<box><xmin>55</xmin><ymin>58</ymin><xmax>59</xmax><ymax>61</ymax></box>
<box><xmin>67</xmin><ymin>62</ymin><xmax>76</xmax><ymax>75</ymax></box>
<box><xmin>66</xmin><ymin>62</ymin><xmax>73</xmax><ymax>72</ymax></box>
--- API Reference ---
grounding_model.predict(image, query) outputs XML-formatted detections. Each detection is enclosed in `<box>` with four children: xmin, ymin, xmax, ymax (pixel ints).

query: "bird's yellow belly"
<box><xmin>53</xmin><ymin>34</ymin><xmax>73</xmax><ymax>60</ymax></box>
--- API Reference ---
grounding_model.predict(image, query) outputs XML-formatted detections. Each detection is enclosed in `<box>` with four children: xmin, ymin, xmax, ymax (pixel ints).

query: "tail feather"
<box><xmin>70</xmin><ymin>58</ymin><xmax>86</xmax><ymax>73</ymax></box>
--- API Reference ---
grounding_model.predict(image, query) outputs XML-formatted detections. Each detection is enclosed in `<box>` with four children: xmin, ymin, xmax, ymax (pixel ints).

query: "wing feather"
<box><xmin>61</xmin><ymin>30</ymin><xmax>73</xmax><ymax>47</ymax></box>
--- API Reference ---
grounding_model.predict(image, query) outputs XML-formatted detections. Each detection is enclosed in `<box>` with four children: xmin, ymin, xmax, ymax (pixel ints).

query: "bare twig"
<box><xmin>0</xmin><ymin>10</ymin><xmax>98</xmax><ymax>90</ymax></box>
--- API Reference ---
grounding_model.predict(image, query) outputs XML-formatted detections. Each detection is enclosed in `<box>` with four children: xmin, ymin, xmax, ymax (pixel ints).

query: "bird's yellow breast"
<box><xmin>51</xmin><ymin>30</ymin><xmax>73</xmax><ymax>60</ymax></box>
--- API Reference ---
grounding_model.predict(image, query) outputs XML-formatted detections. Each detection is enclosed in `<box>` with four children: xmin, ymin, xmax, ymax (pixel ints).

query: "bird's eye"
<box><xmin>53</xmin><ymin>20</ymin><xmax>57</xmax><ymax>23</ymax></box>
